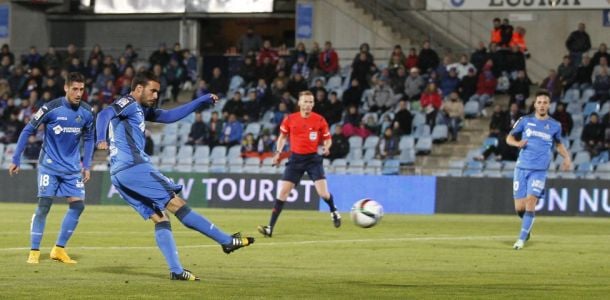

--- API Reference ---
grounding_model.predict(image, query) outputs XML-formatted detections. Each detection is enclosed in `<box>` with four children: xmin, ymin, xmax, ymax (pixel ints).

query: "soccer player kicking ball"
<box><xmin>258</xmin><ymin>91</ymin><xmax>340</xmax><ymax>238</ymax></box>
<box><xmin>9</xmin><ymin>73</ymin><xmax>95</xmax><ymax>264</ymax></box>
<box><xmin>506</xmin><ymin>90</ymin><xmax>571</xmax><ymax>250</ymax></box>
<box><xmin>95</xmin><ymin>71</ymin><xmax>254</xmax><ymax>281</ymax></box>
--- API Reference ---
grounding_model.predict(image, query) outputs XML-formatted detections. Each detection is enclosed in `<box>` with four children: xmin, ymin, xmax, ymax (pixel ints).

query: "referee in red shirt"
<box><xmin>258</xmin><ymin>91</ymin><xmax>341</xmax><ymax>237</ymax></box>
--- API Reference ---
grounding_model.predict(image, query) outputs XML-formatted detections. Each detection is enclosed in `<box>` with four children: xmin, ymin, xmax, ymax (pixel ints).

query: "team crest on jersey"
<box><xmin>544</xmin><ymin>124</ymin><xmax>550</xmax><ymax>130</ymax></box>
<box><xmin>309</xmin><ymin>131</ymin><xmax>317</xmax><ymax>141</ymax></box>
<box><xmin>76</xmin><ymin>115</ymin><xmax>82</xmax><ymax>123</ymax></box>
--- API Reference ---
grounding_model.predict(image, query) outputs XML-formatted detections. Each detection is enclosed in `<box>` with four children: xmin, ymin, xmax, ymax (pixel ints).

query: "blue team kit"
<box><xmin>509</xmin><ymin>115</ymin><xmax>563</xmax><ymax>199</ymax></box>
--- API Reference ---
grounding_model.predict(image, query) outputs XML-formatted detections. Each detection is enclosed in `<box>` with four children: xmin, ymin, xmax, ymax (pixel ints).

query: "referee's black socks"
<box><xmin>269</xmin><ymin>199</ymin><xmax>285</xmax><ymax>228</ymax></box>
<box><xmin>323</xmin><ymin>194</ymin><xmax>337</xmax><ymax>212</ymax></box>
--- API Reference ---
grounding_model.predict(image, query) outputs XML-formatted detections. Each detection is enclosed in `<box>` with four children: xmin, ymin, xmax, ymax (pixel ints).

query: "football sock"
<box><xmin>322</xmin><ymin>194</ymin><xmax>337</xmax><ymax>212</ymax></box>
<box><xmin>31</xmin><ymin>197</ymin><xmax>53</xmax><ymax>250</ymax></box>
<box><xmin>154</xmin><ymin>221</ymin><xmax>183</xmax><ymax>274</ymax></box>
<box><xmin>517</xmin><ymin>209</ymin><xmax>525</xmax><ymax>219</ymax></box>
<box><xmin>56</xmin><ymin>200</ymin><xmax>84</xmax><ymax>247</ymax></box>
<box><xmin>269</xmin><ymin>199</ymin><xmax>285</xmax><ymax>228</ymax></box>
<box><xmin>518</xmin><ymin>211</ymin><xmax>535</xmax><ymax>241</ymax></box>
<box><xmin>175</xmin><ymin>206</ymin><xmax>231</xmax><ymax>245</ymax></box>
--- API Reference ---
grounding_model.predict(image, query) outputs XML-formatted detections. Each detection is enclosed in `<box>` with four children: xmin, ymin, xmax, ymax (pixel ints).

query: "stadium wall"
<box><xmin>3</xmin><ymin>171</ymin><xmax>609</xmax><ymax>217</ymax></box>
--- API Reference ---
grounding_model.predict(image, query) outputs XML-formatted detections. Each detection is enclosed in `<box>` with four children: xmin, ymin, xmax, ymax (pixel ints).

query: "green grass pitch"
<box><xmin>1</xmin><ymin>203</ymin><xmax>609</xmax><ymax>299</ymax></box>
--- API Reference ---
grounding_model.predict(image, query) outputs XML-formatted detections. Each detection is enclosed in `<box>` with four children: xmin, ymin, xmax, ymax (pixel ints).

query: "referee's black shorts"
<box><xmin>281</xmin><ymin>153</ymin><xmax>325</xmax><ymax>184</ymax></box>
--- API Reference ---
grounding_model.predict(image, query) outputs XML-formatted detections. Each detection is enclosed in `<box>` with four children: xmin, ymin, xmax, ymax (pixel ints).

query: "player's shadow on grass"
<box><xmin>91</xmin><ymin>266</ymin><xmax>166</xmax><ymax>280</ymax></box>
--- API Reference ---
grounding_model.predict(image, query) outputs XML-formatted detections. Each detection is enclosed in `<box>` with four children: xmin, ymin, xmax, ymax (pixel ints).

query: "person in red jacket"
<box><xmin>471</xmin><ymin>60</ymin><xmax>498</xmax><ymax>115</ymax></box>
<box><xmin>318</xmin><ymin>41</ymin><xmax>339</xmax><ymax>77</ymax></box>
<box><xmin>510</xmin><ymin>26</ymin><xmax>530</xmax><ymax>58</ymax></box>
<box><xmin>256</xmin><ymin>40</ymin><xmax>279</xmax><ymax>66</ymax></box>
<box><xmin>490</xmin><ymin>18</ymin><xmax>502</xmax><ymax>45</ymax></box>
<box><xmin>420</xmin><ymin>82</ymin><xmax>443</xmax><ymax>128</ymax></box>
<box><xmin>257</xmin><ymin>90</ymin><xmax>341</xmax><ymax>237</ymax></box>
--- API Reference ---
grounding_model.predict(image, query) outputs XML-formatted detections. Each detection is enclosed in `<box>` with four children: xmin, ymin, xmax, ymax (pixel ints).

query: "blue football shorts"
<box><xmin>282</xmin><ymin>153</ymin><xmax>326</xmax><ymax>184</ymax></box>
<box><xmin>513</xmin><ymin>167</ymin><xmax>547</xmax><ymax>199</ymax></box>
<box><xmin>111</xmin><ymin>163</ymin><xmax>182</xmax><ymax>219</ymax></box>
<box><xmin>37</xmin><ymin>167</ymin><xmax>85</xmax><ymax>199</ymax></box>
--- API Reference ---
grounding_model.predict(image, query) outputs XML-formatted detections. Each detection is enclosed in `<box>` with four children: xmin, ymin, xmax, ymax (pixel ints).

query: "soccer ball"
<box><xmin>350</xmin><ymin>199</ymin><xmax>383</xmax><ymax>228</ymax></box>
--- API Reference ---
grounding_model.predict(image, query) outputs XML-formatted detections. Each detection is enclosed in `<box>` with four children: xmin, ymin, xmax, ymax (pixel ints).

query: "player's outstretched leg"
<box><xmin>28</xmin><ymin>197</ymin><xmax>53</xmax><ymax>264</ymax></box>
<box><xmin>51</xmin><ymin>200</ymin><xmax>84</xmax><ymax>263</ymax></box>
<box><xmin>175</xmin><ymin>206</ymin><xmax>254</xmax><ymax>253</ymax></box>
<box><xmin>258</xmin><ymin>199</ymin><xmax>285</xmax><ymax>238</ymax></box>
<box><xmin>154</xmin><ymin>221</ymin><xmax>199</xmax><ymax>280</ymax></box>
<box><xmin>514</xmin><ymin>211</ymin><xmax>535</xmax><ymax>250</ymax></box>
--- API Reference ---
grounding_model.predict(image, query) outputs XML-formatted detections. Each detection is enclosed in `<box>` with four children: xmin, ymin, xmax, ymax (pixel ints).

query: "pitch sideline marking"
<box><xmin>0</xmin><ymin>235</ymin><xmax>515</xmax><ymax>251</ymax></box>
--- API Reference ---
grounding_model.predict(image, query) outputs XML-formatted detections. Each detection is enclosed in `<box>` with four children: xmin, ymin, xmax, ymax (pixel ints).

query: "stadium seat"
<box><xmin>411</xmin><ymin>112</ymin><xmax>426</xmax><ymax>129</ymax></box>
<box><xmin>583</xmin><ymin>102</ymin><xmax>600</xmax><ymax>117</ymax></box>
<box><xmin>332</xmin><ymin>158</ymin><xmax>347</xmax><ymax>174</ymax></box>
<box><xmin>228</xmin><ymin>75</ymin><xmax>244</xmax><ymax>92</ymax></box>
<box><xmin>348</xmin><ymin>148</ymin><xmax>363</xmax><ymax>160</ymax></box>
<box><xmin>325</xmin><ymin>75</ymin><xmax>343</xmax><ymax>91</ymax></box>
<box><xmin>573</xmin><ymin>151</ymin><xmax>591</xmax><ymax>166</ymax></box>
<box><xmin>363</xmin><ymin>136</ymin><xmax>380</xmax><ymax>150</ymax></box>
<box><xmin>464</xmin><ymin>100</ymin><xmax>480</xmax><ymax>118</ymax></box>
<box><xmin>161</xmin><ymin>133</ymin><xmax>177</xmax><ymax>146</ymax></box>
<box><xmin>174</xmin><ymin>164</ymin><xmax>193</xmax><ymax>172</ymax></box>
<box><xmin>228</xmin><ymin>157</ymin><xmax>244</xmax><ymax>173</ymax></box>
<box><xmin>209</xmin><ymin>158</ymin><xmax>227</xmax><ymax>173</ymax></box>
<box><xmin>347</xmin><ymin>159</ymin><xmax>365</xmax><ymax>175</ymax></box>
<box><xmin>568</xmin><ymin>126</ymin><xmax>583</xmax><ymax>142</ymax></box>
<box><xmin>431</xmin><ymin>124</ymin><xmax>448</xmax><ymax>142</ymax></box>
<box><xmin>194</xmin><ymin>145</ymin><xmax>210</xmax><ymax>159</ymax></box>
<box><xmin>348</xmin><ymin>136</ymin><xmax>363</xmax><ymax>149</ymax></box>
<box><xmin>227</xmin><ymin>145</ymin><xmax>242</xmax><ymax>159</ymax></box>
<box><xmin>563</xmin><ymin>89</ymin><xmax>580</xmax><ymax>103</ymax></box>
<box><xmin>398</xmin><ymin>148</ymin><xmax>416</xmax><ymax>164</ymax></box>
<box><xmin>381</xmin><ymin>159</ymin><xmax>400</xmax><ymax>175</ymax></box>
<box><xmin>160</xmin><ymin>156</ymin><xmax>177</xmax><ymax>166</ymax></box>
<box><xmin>600</xmin><ymin>102</ymin><xmax>610</xmax><ymax>117</ymax></box>
<box><xmin>413</xmin><ymin>124</ymin><xmax>431</xmax><ymax>139</ymax></box>
<box><xmin>575</xmin><ymin>162</ymin><xmax>593</xmax><ymax>177</ymax></box>
<box><xmin>244</xmin><ymin>122</ymin><xmax>262</xmax><ymax>137</ymax></box>
<box><xmin>581</xmin><ymin>88</ymin><xmax>595</xmax><ymax>102</ymax></box>
<box><xmin>570</xmin><ymin>140</ymin><xmax>584</xmax><ymax>153</ymax></box>
<box><xmin>484</xmin><ymin>160</ymin><xmax>502</xmax><ymax>171</ymax></box>
<box><xmin>161</xmin><ymin>145</ymin><xmax>177</xmax><ymax>157</ymax></box>
<box><xmin>502</xmin><ymin>161</ymin><xmax>516</xmax><ymax>171</ymax></box>
<box><xmin>414</xmin><ymin>136</ymin><xmax>432</xmax><ymax>154</ymax></box>
<box><xmin>177</xmin><ymin>145</ymin><xmax>193</xmax><ymax>158</ymax></box>
<box><xmin>210</xmin><ymin>146</ymin><xmax>227</xmax><ymax>160</ymax></box>
<box><xmin>364</xmin><ymin>159</ymin><xmax>382</xmax><ymax>175</ymax></box>
<box><xmin>363</xmin><ymin>148</ymin><xmax>376</xmax><ymax>160</ymax></box>
<box><xmin>399</xmin><ymin>136</ymin><xmax>415</xmax><ymax>150</ymax></box>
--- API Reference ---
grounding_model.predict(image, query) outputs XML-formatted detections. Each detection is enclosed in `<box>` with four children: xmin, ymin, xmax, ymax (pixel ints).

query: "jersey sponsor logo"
<box><xmin>116</xmin><ymin>98</ymin><xmax>130</xmax><ymax>108</ymax></box>
<box><xmin>52</xmin><ymin>125</ymin><xmax>82</xmax><ymax>135</ymax></box>
<box><xmin>56</xmin><ymin>116</ymin><xmax>68</xmax><ymax>121</ymax></box>
<box><xmin>525</xmin><ymin>128</ymin><xmax>551</xmax><ymax>141</ymax></box>
<box><xmin>513</xmin><ymin>181</ymin><xmax>519</xmax><ymax>191</ymax></box>
<box><xmin>532</xmin><ymin>179</ymin><xmax>544</xmax><ymax>190</ymax></box>
<box><xmin>527</xmin><ymin>122</ymin><xmax>536</xmax><ymax>126</ymax></box>
<box><xmin>309</xmin><ymin>131</ymin><xmax>317</xmax><ymax>141</ymax></box>
<box><xmin>33</xmin><ymin>109</ymin><xmax>44</xmax><ymax>120</ymax></box>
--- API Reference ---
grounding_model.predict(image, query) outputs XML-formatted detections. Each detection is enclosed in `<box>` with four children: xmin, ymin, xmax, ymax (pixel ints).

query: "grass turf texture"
<box><xmin>0</xmin><ymin>203</ymin><xmax>609</xmax><ymax>299</ymax></box>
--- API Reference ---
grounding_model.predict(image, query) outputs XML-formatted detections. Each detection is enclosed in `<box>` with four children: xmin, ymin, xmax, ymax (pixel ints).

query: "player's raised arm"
<box><xmin>148</xmin><ymin>94</ymin><xmax>219</xmax><ymax>123</ymax></box>
<box><xmin>95</xmin><ymin>106</ymin><xmax>116</xmax><ymax>149</ymax></box>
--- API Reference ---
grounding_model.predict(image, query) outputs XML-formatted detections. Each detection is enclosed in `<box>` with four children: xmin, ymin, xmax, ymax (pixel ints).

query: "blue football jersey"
<box><xmin>107</xmin><ymin>95</ymin><xmax>156</xmax><ymax>174</ymax></box>
<box><xmin>29</xmin><ymin>97</ymin><xmax>95</xmax><ymax>175</ymax></box>
<box><xmin>510</xmin><ymin>115</ymin><xmax>563</xmax><ymax>170</ymax></box>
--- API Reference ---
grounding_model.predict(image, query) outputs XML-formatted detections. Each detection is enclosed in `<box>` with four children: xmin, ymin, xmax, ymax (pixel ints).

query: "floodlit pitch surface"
<box><xmin>0</xmin><ymin>203</ymin><xmax>609</xmax><ymax>299</ymax></box>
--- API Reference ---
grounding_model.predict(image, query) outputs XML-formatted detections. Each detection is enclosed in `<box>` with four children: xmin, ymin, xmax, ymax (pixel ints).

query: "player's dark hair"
<box><xmin>535</xmin><ymin>89</ymin><xmax>551</xmax><ymax>99</ymax></box>
<box><xmin>131</xmin><ymin>70</ymin><xmax>159</xmax><ymax>91</ymax></box>
<box><xmin>66</xmin><ymin>72</ymin><xmax>85</xmax><ymax>85</ymax></box>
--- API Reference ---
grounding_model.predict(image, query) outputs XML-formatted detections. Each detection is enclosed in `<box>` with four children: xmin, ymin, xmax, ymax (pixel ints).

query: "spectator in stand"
<box><xmin>0</xmin><ymin>44</ymin><xmax>14</xmax><ymax>66</ymax></box>
<box><xmin>238</xmin><ymin>26</ymin><xmax>263</xmax><ymax>57</ymax></box>
<box><xmin>257</xmin><ymin>129</ymin><xmax>275</xmax><ymax>159</ymax></box>
<box><xmin>182</xmin><ymin>50</ymin><xmax>198</xmax><ymax>86</ymax></box>
<box><xmin>448</xmin><ymin>54</ymin><xmax>476</xmax><ymax>80</ymax></box>
<box><xmin>62</xmin><ymin>43</ymin><xmax>80</xmax><ymax>69</ymax></box>
<box><xmin>41</xmin><ymin>46</ymin><xmax>61</xmax><ymax>72</ymax></box>
<box><xmin>87</xmin><ymin>44</ymin><xmax>104</xmax><ymax>66</ymax></box>
<box><xmin>591</xmin><ymin>43</ymin><xmax>609</xmax><ymax>67</ymax></box>
<box><xmin>309</xmin><ymin>77</ymin><xmax>326</xmax><ymax>96</ymax></box>
<box><xmin>471</xmin><ymin>41</ymin><xmax>489</xmax><ymax>72</ymax></box>
<box><xmin>355</xmin><ymin>43</ymin><xmax>375</xmax><ymax>66</ymax></box>
<box><xmin>312</xmin><ymin>89</ymin><xmax>330</xmax><ymax>117</ymax></box>
<box><xmin>420</xmin><ymin>82</ymin><xmax>442</xmax><ymax>128</ymax></box>
<box><xmin>404</xmin><ymin>67</ymin><xmax>424</xmax><ymax>101</ymax></box>
<box><xmin>592</xmin><ymin>67</ymin><xmax>610</xmax><ymax>104</ymax></box>
<box><xmin>405</xmin><ymin>48</ymin><xmax>419</xmax><ymax>70</ymax></box>
<box><xmin>23</xmin><ymin>135</ymin><xmax>42</xmax><ymax>165</ymax></box>
<box><xmin>241</xmin><ymin>133</ymin><xmax>258</xmax><ymax>158</ymax></box>
<box><xmin>287</xmin><ymin>72</ymin><xmax>308</xmax><ymax>99</ymax></box>
<box><xmin>510</xmin><ymin>26</ymin><xmax>529</xmax><ymax>58</ymax></box>
<box><xmin>436</xmin><ymin>55</ymin><xmax>452</xmax><ymax>81</ymax></box>
<box><xmin>507</xmin><ymin>102</ymin><xmax>523</xmax><ymax>132</ymax></box>
<box><xmin>367</xmin><ymin>76</ymin><xmax>394</xmax><ymax>112</ymax></box>
<box><xmin>98</xmin><ymin>79</ymin><xmax>117</xmax><ymax>105</ymax></box>
<box><xmin>275</xmin><ymin>58</ymin><xmax>289</xmax><ymax>78</ymax></box>
<box><xmin>67</xmin><ymin>57</ymin><xmax>84</xmax><ymax>75</ymax></box>
<box><xmin>257</xmin><ymin>56</ymin><xmax>276</xmax><ymax>85</ymax></box>
<box><xmin>490</xmin><ymin>18</ymin><xmax>502</xmax><ymax>45</ymax></box>
<box><xmin>508</xmin><ymin>70</ymin><xmax>531</xmax><ymax>109</ymax></box>
<box><xmin>257</xmin><ymin>40</ymin><xmax>279</xmax><ymax>66</ymax></box>
<box><xmin>102</xmin><ymin>55</ymin><xmax>118</xmax><ymax>77</ymax></box>
<box><xmin>391</xmin><ymin>67</ymin><xmax>407</xmax><ymax>95</ymax></box>
<box><xmin>328</xmin><ymin>124</ymin><xmax>349</xmax><ymax>161</ymax></box>
<box><xmin>343</xmin><ymin>78</ymin><xmax>363</xmax><ymax>109</ymax></box>
<box><xmin>222</xmin><ymin>90</ymin><xmax>245</xmax><ymax>120</ymax></box>
<box><xmin>388</xmin><ymin>45</ymin><xmax>407</xmax><ymax>70</ymax></box>
<box><xmin>591</xmin><ymin>56</ymin><xmax>609</xmax><ymax>82</ymax></box>
<box><xmin>500</xmin><ymin>18</ymin><xmax>513</xmax><ymax>48</ymax></box>
<box><xmin>149</xmin><ymin>43</ymin><xmax>170</xmax><ymax>69</ymax></box>
<box><xmin>565</xmin><ymin>22</ymin><xmax>591</xmax><ymax>67</ymax></box>
<box><xmin>393</xmin><ymin>100</ymin><xmax>413</xmax><ymax>136</ymax></box>
<box><xmin>459</xmin><ymin>67</ymin><xmax>478</xmax><ymax>102</ymax></box>
<box><xmin>290</xmin><ymin>54</ymin><xmax>310</xmax><ymax>80</ymax></box>
<box><xmin>219</xmin><ymin>113</ymin><xmax>243</xmax><ymax>147</ymax></box>
<box><xmin>318</xmin><ymin>41</ymin><xmax>339</xmax><ymax>77</ymax></box>
<box><xmin>255</xmin><ymin>78</ymin><xmax>273</xmax><ymax>113</ymax></box>
<box><xmin>0</xmin><ymin>56</ymin><xmax>11</xmax><ymax>79</ymax></box>
<box><xmin>207</xmin><ymin>67</ymin><xmax>227</xmax><ymax>97</ymax></box>
<box><xmin>376</xmin><ymin>127</ymin><xmax>400</xmax><ymax>159</ymax></box>
<box><xmin>439</xmin><ymin>67</ymin><xmax>460</xmax><ymax>98</ymax></box>
<box><xmin>152</xmin><ymin>64</ymin><xmax>168</xmax><ymax>103</ymax></box>
<box><xmin>442</xmin><ymin>92</ymin><xmax>465</xmax><ymax>141</ymax></box>
<box><xmin>557</xmin><ymin>55</ymin><xmax>577</xmax><ymax>91</ymax></box>
<box><xmin>170</xmin><ymin>42</ymin><xmax>183</xmax><ymax>62</ymax></box>
<box><xmin>574</xmin><ymin>54</ymin><xmax>594</xmax><ymax>90</ymax></box>
<box><xmin>164</xmin><ymin>58</ymin><xmax>185</xmax><ymax>102</ymax></box>
<box><xmin>539</xmin><ymin>69</ymin><xmax>562</xmax><ymax>103</ymax></box>
<box><xmin>471</xmin><ymin>60</ymin><xmax>497</xmax><ymax>111</ymax></box>
<box><xmin>582</xmin><ymin>113</ymin><xmax>605</xmax><ymax>156</ymax></box>
<box><xmin>116</xmin><ymin>66</ymin><xmax>134</xmax><ymax>96</ymax></box>
<box><xmin>351</xmin><ymin>51</ymin><xmax>375</xmax><ymax>89</ymax></box>
<box><xmin>364</xmin><ymin>114</ymin><xmax>380</xmax><ymax>136</ymax></box>
<box><xmin>488</xmin><ymin>43</ymin><xmax>505</xmax><ymax>77</ymax></box>
<box><xmin>122</xmin><ymin>44</ymin><xmax>138</xmax><ymax>64</ymax></box>
<box><xmin>506</xmin><ymin>45</ymin><xmax>526</xmax><ymax>79</ymax></box>
<box><xmin>273</xmin><ymin>101</ymin><xmax>289</xmax><ymax>127</ymax></box>
<box><xmin>325</xmin><ymin>91</ymin><xmax>343</xmax><ymax>126</ymax></box>
<box><xmin>192</xmin><ymin>79</ymin><xmax>210</xmax><ymax>101</ymax></box>
<box><xmin>208</xmin><ymin>111</ymin><xmax>223</xmax><ymax>147</ymax></box>
<box><xmin>291</xmin><ymin>42</ymin><xmax>308</xmax><ymax>65</ymax></box>
<box><xmin>186</xmin><ymin>112</ymin><xmax>209</xmax><ymax>146</ymax></box>
<box><xmin>552</xmin><ymin>103</ymin><xmax>573</xmax><ymax>137</ymax></box>
<box><xmin>475</xmin><ymin>124</ymin><xmax>515</xmax><ymax>161</ymax></box>
<box><xmin>22</xmin><ymin>46</ymin><xmax>42</xmax><ymax>70</ymax></box>
<box><xmin>342</xmin><ymin>105</ymin><xmax>366</xmax><ymax>137</ymax></box>
<box><xmin>240</xmin><ymin>56</ymin><xmax>258</xmax><ymax>87</ymax></box>
<box><xmin>84</xmin><ymin>58</ymin><xmax>101</xmax><ymax>91</ymax></box>
<box><xmin>307</xmin><ymin>42</ymin><xmax>321</xmax><ymax>75</ymax></box>
<box><xmin>0</xmin><ymin>111</ymin><xmax>24</xmax><ymax>143</ymax></box>
<box><xmin>489</xmin><ymin>104</ymin><xmax>510</xmax><ymax>134</ymax></box>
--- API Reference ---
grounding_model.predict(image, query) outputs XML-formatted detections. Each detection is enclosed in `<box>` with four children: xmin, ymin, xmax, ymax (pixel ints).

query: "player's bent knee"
<box><xmin>174</xmin><ymin>205</ymin><xmax>192</xmax><ymax>221</ymax></box>
<box><xmin>69</xmin><ymin>200</ymin><xmax>85</xmax><ymax>216</ymax></box>
<box><xmin>36</xmin><ymin>197</ymin><xmax>53</xmax><ymax>216</ymax></box>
